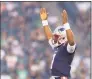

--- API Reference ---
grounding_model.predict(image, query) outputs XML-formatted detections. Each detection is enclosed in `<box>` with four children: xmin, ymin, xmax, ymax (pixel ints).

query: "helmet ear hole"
<box><xmin>62</xmin><ymin>37</ymin><xmax>65</xmax><ymax>39</ymax></box>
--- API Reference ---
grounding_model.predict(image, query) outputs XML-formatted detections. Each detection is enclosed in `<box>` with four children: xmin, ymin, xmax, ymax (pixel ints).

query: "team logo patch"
<box><xmin>58</xmin><ymin>28</ymin><xmax>65</xmax><ymax>32</ymax></box>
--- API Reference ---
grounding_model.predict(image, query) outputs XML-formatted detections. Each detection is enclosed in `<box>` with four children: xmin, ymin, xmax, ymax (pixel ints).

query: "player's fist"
<box><xmin>61</xmin><ymin>10</ymin><xmax>68</xmax><ymax>24</ymax></box>
<box><xmin>40</xmin><ymin>8</ymin><xmax>48</xmax><ymax>20</ymax></box>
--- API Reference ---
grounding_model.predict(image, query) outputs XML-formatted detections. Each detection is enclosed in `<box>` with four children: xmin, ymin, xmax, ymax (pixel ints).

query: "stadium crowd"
<box><xmin>1</xmin><ymin>2</ymin><xmax>91</xmax><ymax>79</ymax></box>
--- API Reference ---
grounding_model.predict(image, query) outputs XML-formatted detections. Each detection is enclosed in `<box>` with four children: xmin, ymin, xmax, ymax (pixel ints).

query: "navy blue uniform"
<box><xmin>51</xmin><ymin>42</ymin><xmax>76</xmax><ymax>78</ymax></box>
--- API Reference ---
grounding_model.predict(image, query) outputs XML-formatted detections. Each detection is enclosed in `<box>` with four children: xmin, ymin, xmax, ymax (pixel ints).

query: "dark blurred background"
<box><xmin>1</xmin><ymin>2</ymin><xmax>91</xmax><ymax>79</ymax></box>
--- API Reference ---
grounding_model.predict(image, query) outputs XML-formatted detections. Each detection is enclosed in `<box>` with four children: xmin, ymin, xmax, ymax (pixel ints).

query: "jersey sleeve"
<box><xmin>48</xmin><ymin>38</ymin><xmax>55</xmax><ymax>49</ymax></box>
<box><xmin>67</xmin><ymin>43</ymin><xmax>76</xmax><ymax>53</ymax></box>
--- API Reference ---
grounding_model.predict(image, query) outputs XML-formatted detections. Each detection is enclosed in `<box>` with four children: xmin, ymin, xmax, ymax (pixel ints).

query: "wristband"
<box><xmin>64</xmin><ymin>23</ymin><xmax>70</xmax><ymax>30</ymax></box>
<box><xmin>42</xmin><ymin>20</ymin><xmax>48</xmax><ymax>26</ymax></box>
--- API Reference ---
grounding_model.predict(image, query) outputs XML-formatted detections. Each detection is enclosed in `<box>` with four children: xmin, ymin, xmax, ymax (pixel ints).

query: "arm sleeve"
<box><xmin>67</xmin><ymin>43</ymin><xmax>76</xmax><ymax>53</ymax></box>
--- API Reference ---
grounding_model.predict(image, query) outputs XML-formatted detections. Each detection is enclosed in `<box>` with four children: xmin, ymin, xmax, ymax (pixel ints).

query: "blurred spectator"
<box><xmin>1</xmin><ymin>49</ymin><xmax>6</xmax><ymax>60</ymax></box>
<box><xmin>1</xmin><ymin>74</ymin><xmax>12</xmax><ymax>79</ymax></box>
<box><xmin>5</xmin><ymin>54</ymin><xmax>18</xmax><ymax>71</ymax></box>
<box><xmin>16</xmin><ymin>62</ymin><xmax>29</xmax><ymax>79</ymax></box>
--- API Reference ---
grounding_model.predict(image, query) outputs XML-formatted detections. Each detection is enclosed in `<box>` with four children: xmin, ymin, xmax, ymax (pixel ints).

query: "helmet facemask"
<box><xmin>52</xmin><ymin>27</ymin><xmax>67</xmax><ymax>47</ymax></box>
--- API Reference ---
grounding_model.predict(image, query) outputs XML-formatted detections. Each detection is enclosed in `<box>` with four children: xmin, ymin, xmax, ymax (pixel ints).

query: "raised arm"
<box><xmin>40</xmin><ymin>8</ymin><xmax>53</xmax><ymax>40</ymax></box>
<box><xmin>62</xmin><ymin>10</ymin><xmax>75</xmax><ymax>46</ymax></box>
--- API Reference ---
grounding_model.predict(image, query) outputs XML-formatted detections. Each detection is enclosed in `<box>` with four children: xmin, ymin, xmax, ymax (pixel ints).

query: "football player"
<box><xmin>40</xmin><ymin>8</ymin><xmax>76</xmax><ymax>79</ymax></box>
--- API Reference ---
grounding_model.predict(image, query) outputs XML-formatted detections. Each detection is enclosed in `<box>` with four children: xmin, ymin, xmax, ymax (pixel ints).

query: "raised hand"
<box><xmin>61</xmin><ymin>10</ymin><xmax>68</xmax><ymax>24</ymax></box>
<box><xmin>40</xmin><ymin>8</ymin><xmax>48</xmax><ymax>20</ymax></box>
